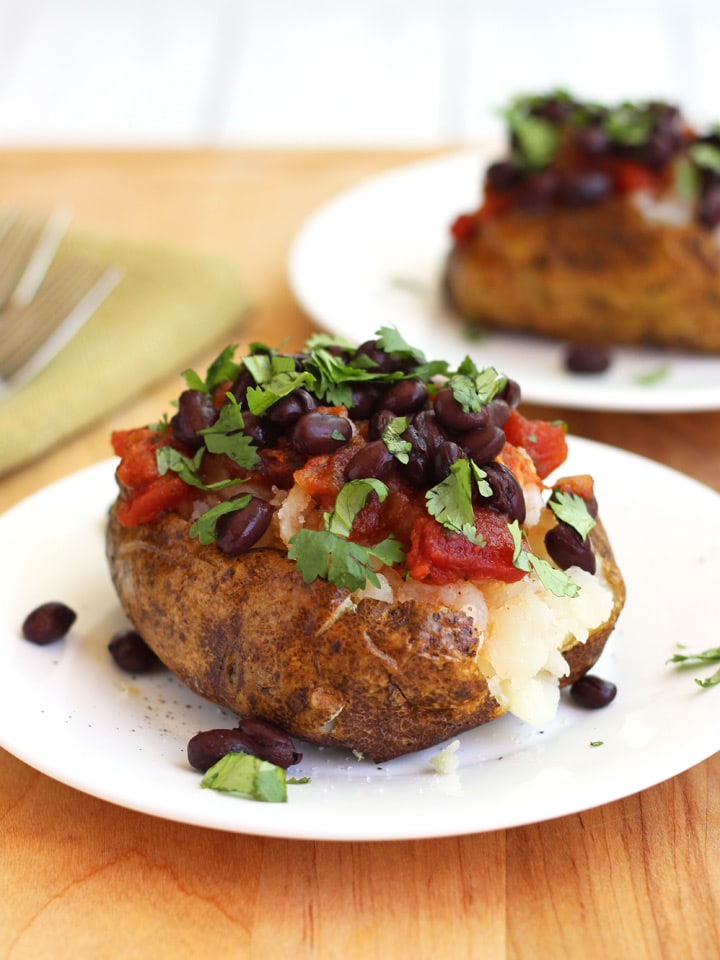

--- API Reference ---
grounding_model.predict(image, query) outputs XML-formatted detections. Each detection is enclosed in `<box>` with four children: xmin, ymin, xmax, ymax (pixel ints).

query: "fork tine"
<box><xmin>0</xmin><ymin>262</ymin><xmax>123</xmax><ymax>386</ymax></box>
<box><xmin>9</xmin><ymin>207</ymin><xmax>72</xmax><ymax>309</ymax></box>
<box><xmin>0</xmin><ymin>215</ymin><xmax>45</xmax><ymax>311</ymax></box>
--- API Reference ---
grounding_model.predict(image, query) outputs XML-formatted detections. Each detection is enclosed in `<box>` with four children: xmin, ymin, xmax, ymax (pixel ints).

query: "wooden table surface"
<box><xmin>0</xmin><ymin>150</ymin><xmax>718</xmax><ymax>960</ymax></box>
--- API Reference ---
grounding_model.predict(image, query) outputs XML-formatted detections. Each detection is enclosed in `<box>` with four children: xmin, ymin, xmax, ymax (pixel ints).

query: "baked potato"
<box><xmin>106</xmin><ymin>330</ymin><xmax>626</xmax><ymax>762</ymax></box>
<box><xmin>446</xmin><ymin>92</ymin><xmax>720</xmax><ymax>352</ymax></box>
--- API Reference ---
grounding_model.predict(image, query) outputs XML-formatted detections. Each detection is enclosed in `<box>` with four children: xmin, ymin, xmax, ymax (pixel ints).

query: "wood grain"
<box><xmin>0</xmin><ymin>149</ymin><xmax>718</xmax><ymax>960</ymax></box>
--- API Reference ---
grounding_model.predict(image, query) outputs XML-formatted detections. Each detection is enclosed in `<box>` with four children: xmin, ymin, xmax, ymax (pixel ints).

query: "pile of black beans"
<box><xmin>167</xmin><ymin>340</ymin><xmax>528</xmax><ymax>556</ymax></box>
<box><xmin>492</xmin><ymin>94</ymin><xmax>720</xmax><ymax>227</ymax></box>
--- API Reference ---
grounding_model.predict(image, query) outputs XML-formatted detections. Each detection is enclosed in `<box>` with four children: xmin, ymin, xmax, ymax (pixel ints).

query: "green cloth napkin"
<box><xmin>0</xmin><ymin>228</ymin><xmax>251</xmax><ymax>477</ymax></box>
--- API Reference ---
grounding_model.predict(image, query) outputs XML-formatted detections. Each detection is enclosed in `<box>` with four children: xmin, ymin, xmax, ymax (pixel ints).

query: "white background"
<box><xmin>0</xmin><ymin>0</ymin><xmax>717</xmax><ymax>147</ymax></box>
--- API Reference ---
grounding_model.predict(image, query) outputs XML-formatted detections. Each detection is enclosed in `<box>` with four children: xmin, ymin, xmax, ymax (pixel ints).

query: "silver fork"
<box><xmin>0</xmin><ymin>207</ymin><xmax>72</xmax><ymax>311</ymax></box>
<box><xmin>0</xmin><ymin>257</ymin><xmax>123</xmax><ymax>395</ymax></box>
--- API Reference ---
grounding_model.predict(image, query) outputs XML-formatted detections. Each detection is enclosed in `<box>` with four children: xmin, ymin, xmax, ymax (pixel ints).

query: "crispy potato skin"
<box><xmin>561</xmin><ymin>517</ymin><xmax>626</xmax><ymax>686</ymax></box>
<box><xmin>446</xmin><ymin>197</ymin><xmax>720</xmax><ymax>351</ymax></box>
<box><xmin>106</xmin><ymin>504</ymin><xmax>624</xmax><ymax>761</ymax></box>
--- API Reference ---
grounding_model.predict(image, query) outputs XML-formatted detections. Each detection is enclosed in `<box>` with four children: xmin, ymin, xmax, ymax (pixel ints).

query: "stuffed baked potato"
<box><xmin>446</xmin><ymin>92</ymin><xmax>720</xmax><ymax>352</ymax></box>
<box><xmin>107</xmin><ymin>330</ymin><xmax>625</xmax><ymax>761</ymax></box>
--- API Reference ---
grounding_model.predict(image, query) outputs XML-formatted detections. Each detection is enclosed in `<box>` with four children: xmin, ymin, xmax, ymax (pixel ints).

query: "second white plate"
<box><xmin>289</xmin><ymin>150</ymin><xmax>720</xmax><ymax>412</ymax></box>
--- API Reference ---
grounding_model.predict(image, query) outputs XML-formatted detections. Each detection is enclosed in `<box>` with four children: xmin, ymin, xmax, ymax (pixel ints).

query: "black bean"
<box><xmin>352</xmin><ymin>340</ymin><xmax>397</xmax><ymax>373</ymax></box>
<box><xmin>229</xmin><ymin>366</ymin><xmax>254</xmax><ymax>403</ymax></box>
<box><xmin>431</xmin><ymin>440</ymin><xmax>464</xmax><ymax>482</ymax></box>
<box><xmin>188</xmin><ymin>721</ymin><xmax>301</xmax><ymax>772</ymax></box>
<box><xmin>292</xmin><ymin>412</ymin><xmax>352</xmax><ymax>456</ymax></box>
<box><xmin>369</xmin><ymin>408</ymin><xmax>395</xmax><ymax>440</ymax></box>
<box><xmin>345</xmin><ymin>440</ymin><xmax>394</xmax><ymax>480</ymax></box>
<box><xmin>268</xmin><ymin>388</ymin><xmax>316</xmax><ymax>426</ymax></box>
<box><xmin>559</xmin><ymin>171</ymin><xmax>612</xmax><ymax>206</ymax></box>
<box><xmin>643</xmin><ymin>128</ymin><xmax>679</xmax><ymax>169</ymax></box>
<box><xmin>399</xmin><ymin>423</ymin><xmax>431</xmax><ymax>487</ymax></box>
<box><xmin>464</xmin><ymin>425</ymin><xmax>505</xmax><ymax>466</ymax></box>
<box><xmin>409</xmin><ymin>410</ymin><xmax>444</xmax><ymax>453</ymax></box>
<box><xmin>346</xmin><ymin>382</ymin><xmax>378</xmax><ymax>420</ymax></box>
<box><xmin>187</xmin><ymin>728</ymin><xmax>264</xmax><ymax>772</ymax></box>
<box><xmin>486</xmin><ymin>160</ymin><xmax>523</xmax><ymax>192</ymax></box>
<box><xmin>517</xmin><ymin>169</ymin><xmax>561</xmax><ymax>208</ymax></box>
<box><xmin>236</xmin><ymin>717</ymin><xmax>302</xmax><ymax>767</ymax></box>
<box><xmin>379</xmin><ymin>378</ymin><xmax>428</xmax><ymax>415</ymax></box>
<box><xmin>481</xmin><ymin>462</ymin><xmax>526</xmax><ymax>523</ymax></box>
<box><xmin>433</xmin><ymin>388</ymin><xmax>490</xmax><ymax>433</ymax></box>
<box><xmin>530</xmin><ymin>96</ymin><xmax>574</xmax><ymax>124</ymax></box>
<box><xmin>488</xmin><ymin>398</ymin><xmax>510</xmax><ymax>427</ymax></box>
<box><xmin>108</xmin><ymin>629</ymin><xmax>160</xmax><ymax>673</ymax></box>
<box><xmin>22</xmin><ymin>601</ymin><xmax>76</xmax><ymax>644</ymax></box>
<box><xmin>499</xmin><ymin>378</ymin><xmax>521</xmax><ymax>409</ymax></box>
<box><xmin>564</xmin><ymin>343</ymin><xmax>611</xmax><ymax>374</ymax></box>
<box><xmin>170</xmin><ymin>390</ymin><xmax>219</xmax><ymax>448</ymax></box>
<box><xmin>575</xmin><ymin>125</ymin><xmax>610</xmax><ymax>155</ymax></box>
<box><xmin>570</xmin><ymin>675</ymin><xmax>617</xmax><ymax>709</ymax></box>
<box><xmin>240</xmin><ymin>411</ymin><xmax>276</xmax><ymax>447</ymax></box>
<box><xmin>215</xmin><ymin>496</ymin><xmax>273</xmax><ymax>556</ymax></box>
<box><xmin>698</xmin><ymin>183</ymin><xmax>720</xmax><ymax>229</ymax></box>
<box><xmin>545</xmin><ymin>523</ymin><xmax>596</xmax><ymax>574</ymax></box>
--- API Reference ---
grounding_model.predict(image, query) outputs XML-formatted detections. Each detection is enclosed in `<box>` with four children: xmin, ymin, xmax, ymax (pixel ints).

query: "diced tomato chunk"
<box><xmin>293</xmin><ymin>437</ymin><xmax>364</xmax><ymax>500</ymax></box>
<box><xmin>406</xmin><ymin>509</ymin><xmax>524</xmax><ymax>585</ymax></box>
<box><xmin>503</xmin><ymin>409</ymin><xmax>568</xmax><ymax>479</ymax></box>
<box><xmin>115</xmin><ymin>474</ymin><xmax>188</xmax><ymax>526</ymax></box>
<box><xmin>612</xmin><ymin>161</ymin><xmax>658</xmax><ymax>194</ymax></box>
<box><xmin>111</xmin><ymin>427</ymin><xmax>190</xmax><ymax>527</ymax></box>
<box><xmin>449</xmin><ymin>213</ymin><xmax>477</xmax><ymax>245</ymax></box>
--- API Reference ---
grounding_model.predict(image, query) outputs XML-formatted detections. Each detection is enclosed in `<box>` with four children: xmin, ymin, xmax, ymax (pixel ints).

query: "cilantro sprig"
<box><xmin>508</xmin><ymin>520</ymin><xmax>580</xmax><ymax>598</ymax></box>
<box><xmin>381</xmin><ymin>416</ymin><xmax>412</xmax><ymax>464</ymax></box>
<box><xmin>287</xmin><ymin>479</ymin><xmax>405</xmax><ymax>592</ymax></box>
<box><xmin>189</xmin><ymin>495</ymin><xmax>252</xmax><ymax>545</ymax></box>
<box><xmin>198</xmin><ymin>393</ymin><xmax>260</xmax><ymax>469</ymax></box>
<box><xmin>447</xmin><ymin>356</ymin><xmax>507</xmax><ymax>412</ymax></box>
<box><xmin>245</xmin><ymin>355</ymin><xmax>316</xmax><ymax>415</ymax></box>
<box><xmin>425</xmin><ymin>459</ymin><xmax>491</xmax><ymax>547</ymax></box>
<box><xmin>548</xmin><ymin>490</ymin><xmax>596</xmax><ymax>541</ymax></box>
<box><xmin>200</xmin><ymin>751</ymin><xmax>287</xmax><ymax>802</ymax></box>
<box><xmin>155</xmin><ymin>446</ymin><xmax>246</xmax><ymax>492</ymax></box>
<box><xmin>182</xmin><ymin>345</ymin><xmax>240</xmax><ymax>394</ymax></box>
<box><xmin>667</xmin><ymin>646</ymin><xmax>720</xmax><ymax>689</ymax></box>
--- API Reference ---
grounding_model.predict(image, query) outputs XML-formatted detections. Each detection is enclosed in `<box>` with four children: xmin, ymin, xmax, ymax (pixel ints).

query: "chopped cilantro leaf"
<box><xmin>182</xmin><ymin>345</ymin><xmax>240</xmax><ymax>394</ymax></box>
<box><xmin>155</xmin><ymin>446</ymin><xmax>245</xmax><ymax>491</ymax></box>
<box><xmin>200</xmin><ymin>751</ymin><xmax>287</xmax><ymax>802</ymax></box>
<box><xmin>425</xmin><ymin>459</ymin><xmax>487</xmax><ymax>547</ymax></box>
<box><xmin>189</xmin><ymin>496</ymin><xmax>252</xmax><ymax>545</ymax></box>
<box><xmin>382</xmin><ymin>416</ymin><xmax>412</xmax><ymax>464</ymax></box>
<box><xmin>447</xmin><ymin>362</ymin><xmax>507</xmax><ymax>412</ymax></box>
<box><xmin>634</xmin><ymin>364</ymin><xmax>670</xmax><ymax>386</ymax></box>
<box><xmin>305</xmin><ymin>346</ymin><xmax>403</xmax><ymax>407</ymax></box>
<box><xmin>690</xmin><ymin>142</ymin><xmax>720</xmax><ymax>173</ymax></box>
<box><xmin>548</xmin><ymin>490</ymin><xmax>596</xmax><ymax>541</ymax></box>
<box><xmin>287</xmin><ymin>478</ymin><xmax>404</xmax><ymax>591</ymax></box>
<box><xmin>198</xmin><ymin>394</ymin><xmax>260</xmax><ymax>469</ymax></box>
<box><xmin>246</xmin><ymin>366</ymin><xmax>316</xmax><ymax>415</ymax></box>
<box><xmin>507</xmin><ymin>520</ymin><xmax>580</xmax><ymax>598</ymax></box>
<box><xmin>287</xmin><ymin>529</ymin><xmax>403</xmax><ymax>592</ymax></box>
<box><xmin>327</xmin><ymin>478</ymin><xmax>389</xmax><ymax>538</ymax></box>
<box><xmin>305</xmin><ymin>331</ymin><xmax>355</xmax><ymax>351</ymax></box>
<box><xmin>374</xmin><ymin>325</ymin><xmax>425</xmax><ymax>362</ymax></box>
<box><xmin>503</xmin><ymin>101</ymin><xmax>559</xmax><ymax>169</ymax></box>
<box><xmin>667</xmin><ymin>645</ymin><xmax>720</xmax><ymax>688</ymax></box>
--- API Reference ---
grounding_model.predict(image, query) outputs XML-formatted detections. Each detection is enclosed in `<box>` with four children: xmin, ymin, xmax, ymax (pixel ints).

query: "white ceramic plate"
<box><xmin>0</xmin><ymin>447</ymin><xmax>718</xmax><ymax>841</ymax></box>
<box><xmin>289</xmin><ymin>150</ymin><xmax>720</xmax><ymax>412</ymax></box>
